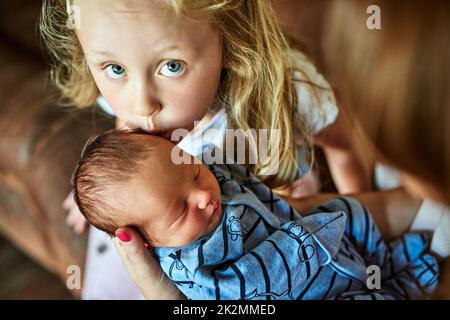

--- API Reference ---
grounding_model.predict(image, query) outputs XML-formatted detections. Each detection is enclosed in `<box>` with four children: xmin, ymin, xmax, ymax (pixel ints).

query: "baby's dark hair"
<box><xmin>72</xmin><ymin>129</ymin><xmax>160</xmax><ymax>238</ymax></box>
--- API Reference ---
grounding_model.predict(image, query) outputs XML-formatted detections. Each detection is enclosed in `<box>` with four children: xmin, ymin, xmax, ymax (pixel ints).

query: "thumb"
<box><xmin>113</xmin><ymin>227</ymin><xmax>158</xmax><ymax>274</ymax></box>
<box><xmin>112</xmin><ymin>227</ymin><xmax>184</xmax><ymax>300</ymax></box>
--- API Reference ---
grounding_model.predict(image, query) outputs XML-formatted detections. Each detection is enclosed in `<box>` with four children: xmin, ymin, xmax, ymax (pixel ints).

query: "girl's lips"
<box><xmin>144</xmin><ymin>129</ymin><xmax>164</xmax><ymax>135</ymax></box>
<box><xmin>144</xmin><ymin>129</ymin><xmax>171</xmax><ymax>139</ymax></box>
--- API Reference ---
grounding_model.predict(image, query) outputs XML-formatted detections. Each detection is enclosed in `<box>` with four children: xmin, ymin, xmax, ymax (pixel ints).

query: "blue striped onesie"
<box><xmin>154</xmin><ymin>162</ymin><xmax>439</xmax><ymax>300</ymax></box>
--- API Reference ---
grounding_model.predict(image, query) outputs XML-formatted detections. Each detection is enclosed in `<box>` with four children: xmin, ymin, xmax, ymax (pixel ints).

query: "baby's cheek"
<box><xmin>191</xmin><ymin>215</ymin><xmax>209</xmax><ymax>235</ymax></box>
<box><xmin>177</xmin><ymin>225</ymin><xmax>202</xmax><ymax>246</ymax></box>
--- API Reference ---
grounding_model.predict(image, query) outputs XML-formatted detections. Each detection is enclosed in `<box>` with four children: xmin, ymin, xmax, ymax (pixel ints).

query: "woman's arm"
<box><xmin>281</xmin><ymin>188</ymin><xmax>421</xmax><ymax>242</ymax></box>
<box><xmin>314</xmin><ymin>110</ymin><xmax>375</xmax><ymax>194</ymax></box>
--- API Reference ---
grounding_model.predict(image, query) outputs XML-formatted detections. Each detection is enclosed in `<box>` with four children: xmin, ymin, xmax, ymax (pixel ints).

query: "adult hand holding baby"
<box><xmin>113</xmin><ymin>227</ymin><xmax>185</xmax><ymax>300</ymax></box>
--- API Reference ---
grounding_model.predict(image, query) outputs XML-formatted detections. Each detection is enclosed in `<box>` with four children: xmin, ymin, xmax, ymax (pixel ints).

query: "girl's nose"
<box><xmin>133</xmin><ymin>83</ymin><xmax>161</xmax><ymax>118</ymax></box>
<box><xmin>134</xmin><ymin>98</ymin><xmax>161</xmax><ymax>118</ymax></box>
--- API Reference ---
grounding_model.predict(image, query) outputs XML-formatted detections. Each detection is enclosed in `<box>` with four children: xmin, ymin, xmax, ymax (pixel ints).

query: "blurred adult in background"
<box><xmin>322</xmin><ymin>0</ymin><xmax>450</xmax><ymax>205</ymax></box>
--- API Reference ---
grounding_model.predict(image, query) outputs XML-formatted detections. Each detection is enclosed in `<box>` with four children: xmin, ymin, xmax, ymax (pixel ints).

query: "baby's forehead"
<box><xmin>136</xmin><ymin>145</ymin><xmax>195</xmax><ymax>177</ymax></box>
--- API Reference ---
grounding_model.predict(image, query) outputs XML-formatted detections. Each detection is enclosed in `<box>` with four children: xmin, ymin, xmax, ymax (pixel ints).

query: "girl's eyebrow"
<box><xmin>154</xmin><ymin>45</ymin><xmax>196</xmax><ymax>57</ymax></box>
<box><xmin>158</xmin><ymin>45</ymin><xmax>182</xmax><ymax>54</ymax></box>
<box><xmin>86</xmin><ymin>50</ymin><xmax>116</xmax><ymax>58</ymax></box>
<box><xmin>87</xmin><ymin>45</ymin><xmax>194</xmax><ymax>61</ymax></box>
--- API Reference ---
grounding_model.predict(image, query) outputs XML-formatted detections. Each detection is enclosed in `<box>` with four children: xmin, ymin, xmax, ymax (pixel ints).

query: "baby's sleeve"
<box><xmin>207</xmin><ymin>211</ymin><xmax>346</xmax><ymax>300</ymax></box>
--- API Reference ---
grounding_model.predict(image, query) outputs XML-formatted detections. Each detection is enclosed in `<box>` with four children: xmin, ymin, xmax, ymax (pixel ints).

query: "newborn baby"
<box><xmin>73</xmin><ymin>129</ymin><xmax>439</xmax><ymax>300</ymax></box>
<box><xmin>73</xmin><ymin>129</ymin><xmax>223</xmax><ymax>248</ymax></box>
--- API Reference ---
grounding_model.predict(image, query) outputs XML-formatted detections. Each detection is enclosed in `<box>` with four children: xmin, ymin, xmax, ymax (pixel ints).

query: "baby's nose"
<box><xmin>196</xmin><ymin>191</ymin><xmax>213</xmax><ymax>210</ymax></box>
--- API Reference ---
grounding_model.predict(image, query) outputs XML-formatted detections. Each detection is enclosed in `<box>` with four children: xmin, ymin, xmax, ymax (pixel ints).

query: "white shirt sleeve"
<box><xmin>177</xmin><ymin>108</ymin><xmax>227</xmax><ymax>157</ymax></box>
<box><xmin>291</xmin><ymin>52</ymin><xmax>339</xmax><ymax>134</ymax></box>
<box><xmin>96</xmin><ymin>96</ymin><xmax>116</xmax><ymax>116</ymax></box>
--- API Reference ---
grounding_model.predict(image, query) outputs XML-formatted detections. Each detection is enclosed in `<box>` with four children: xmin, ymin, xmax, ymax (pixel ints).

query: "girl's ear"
<box><xmin>221</xmin><ymin>51</ymin><xmax>229</xmax><ymax>69</ymax></box>
<box><xmin>219</xmin><ymin>37</ymin><xmax>228</xmax><ymax>68</ymax></box>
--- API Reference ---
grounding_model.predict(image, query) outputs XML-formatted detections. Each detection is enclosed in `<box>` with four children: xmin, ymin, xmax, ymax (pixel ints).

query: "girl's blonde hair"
<box><xmin>40</xmin><ymin>0</ymin><xmax>318</xmax><ymax>189</ymax></box>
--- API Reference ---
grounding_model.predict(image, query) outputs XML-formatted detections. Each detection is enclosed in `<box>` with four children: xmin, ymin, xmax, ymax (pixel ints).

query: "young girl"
<box><xmin>40</xmin><ymin>0</ymin><xmax>379</xmax><ymax>299</ymax></box>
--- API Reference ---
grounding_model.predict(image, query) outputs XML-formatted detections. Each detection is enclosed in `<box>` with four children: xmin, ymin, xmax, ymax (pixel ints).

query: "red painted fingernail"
<box><xmin>116</xmin><ymin>230</ymin><xmax>132</xmax><ymax>243</ymax></box>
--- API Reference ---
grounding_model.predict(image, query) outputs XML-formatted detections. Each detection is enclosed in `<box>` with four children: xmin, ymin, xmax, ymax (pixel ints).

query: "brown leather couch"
<box><xmin>0</xmin><ymin>1</ymin><xmax>113</xmax><ymax>298</ymax></box>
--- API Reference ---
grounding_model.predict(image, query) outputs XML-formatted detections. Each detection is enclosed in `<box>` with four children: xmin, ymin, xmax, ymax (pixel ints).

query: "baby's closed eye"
<box><xmin>166</xmin><ymin>202</ymin><xmax>187</xmax><ymax>229</ymax></box>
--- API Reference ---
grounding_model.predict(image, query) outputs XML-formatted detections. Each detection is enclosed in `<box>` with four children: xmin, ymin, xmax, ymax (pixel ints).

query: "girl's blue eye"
<box><xmin>159</xmin><ymin>61</ymin><xmax>185</xmax><ymax>78</ymax></box>
<box><xmin>105</xmin><ymin>64</ymin><xmax>126</xmax><ymax>80</ymax></box>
